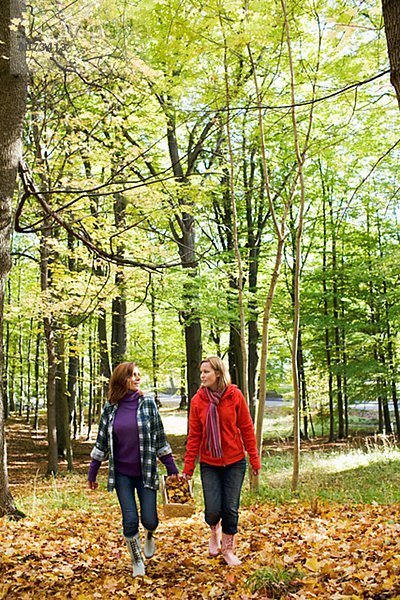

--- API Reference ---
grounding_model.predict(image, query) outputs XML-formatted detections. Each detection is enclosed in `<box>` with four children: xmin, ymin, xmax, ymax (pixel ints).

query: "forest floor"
<box><xmin>1</xmin><ymin>418</ymin><xmax>400</xmax><ymax>599</ymax></box>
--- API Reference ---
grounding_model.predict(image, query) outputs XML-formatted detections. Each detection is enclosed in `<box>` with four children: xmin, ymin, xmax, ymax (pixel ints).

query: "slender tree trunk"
<box><xmin>340</xmin><ymin>290</ymin><xmax>349</xmax><ymax>438</ymax></box>
<box><xmin>179</xmin><ymin>353</ymin><xmax>187</xmax><ymax>411</ymax></box>
<box><xmin>164</xmin><ymin>108</ymin><xmax>202</xmax><ymax>405</ymax></box>
<box><xmin>85</xmin><ymin>159</ymin><xmax>111</xmax><ymax>396</ymax></box>
<box><xmin>221</xmin><ymin>28</ymin><xmax>248</xmax><ymax>402</ymax></box>
<box><xmin>67</xmin><ymin>328</ymin><xmax>79</xmax><ymax>438</ymax></box>
<box><xmin>25</xmin><ymin>317</ymin><xmax>33</xmax><ymax>423</ymax></box>
<box><xmin>78</xmin><ymin>355</ymin><xmax>84</xmax><ymax>436</ymax></box>
<box><xmin>33</xmin><ymin>331</ymin><xmax>41</xmax><ymax>430</ymax></box>
<box><xmin>379</xmin><ymin>350</ymin><xmax>392</xmax><ymax>434</ymax></box>
<box><xmin>9</xmin><ymin>359</ymin><xmax>16</xmax><ymax>413</ymax></box>
<box><xmin>329</xmin><ymin>198</ymin><xmax>345</xmax><ymax>439</ymax></box>
<box><xmin>385</xmin><ymin>307</ymin><xmax>400</xmax><ymax>435</ymax></box>
<box><xmin>55</xmin><ymin>331</ymin><xmax>73</xmax><ymax>469</ymax></box>
<box><xmin>245</xmin><ymin>152</ymin><xmax>262</xmax><ymax>420</ymax></box>
<box><xmin>86</xmin><ymin>330</ymin><xmax>93</xmax><ymax>440</ymax></box>
<box><xmin>248</xmin><ymin>44</ymin><xmax>289</xmax><ymax>489</ymax></box>
<box><xmin>280</xmin><ymin>0</ymin><xmax>313</xmax><ymax>491</ymax></box>
<box><xmin>111</xmin><ymin>272</ymin><xmax>127</xmax><ymax>368</ymax></box>
<box><xmin>111</xmin><ymin>188</ymin><xmax>127</xmax><ymax>368</ymax></box>
<box><xmin>378</xmin><ymin>394</ymin><xmax>384</xmax><ymax>433</ymax></box>
<box><xmin>17</xmin><ymin>268</ymin><xmax>23</xmax><ymax>416</ymax></box>
<box><xmin>98</xmin><ymin>307</ymin><xmax>111</xmax><ymax>402</ymax></box>
<box><xmin>176</xmin><ymin>215</ymin><xmax>202</xmax><ymax>404</ymax></box>
<box><xmin>0</xmin><ymin>0</ymin><xmax>27</xmax><ymax>517</ymax></box>
<box><xmin>228</xmin><ymin>305</ymin><xmax>244</xmax><ymax>392</ymax></box>
<box><xmin>40</xmin><ymin>228</ymin><xmax>58</xmax><ymax>476</ymax></box>
<box><xmin>150</xmin><ymin>280</ymin><xmax>160</xmax><ymax>407</ymax></box>
<box><xmin>213</xmin><ymin>172</ymin><xmax>244</xmax><ymax>393</ymax></box>
<box><xmin>3</xmin><ymin>280</ymin><xmax>11</xmax><ymax>418</ymax></box>
<box><xmin>298</xmin><ymin>328</ymin><xmax>309</xmax><ymax>440</ymax></box>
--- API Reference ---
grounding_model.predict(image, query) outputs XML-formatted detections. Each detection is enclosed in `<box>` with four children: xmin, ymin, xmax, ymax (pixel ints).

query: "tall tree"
<box><xmin>0</xmin><ymin>0</ymin><xmax>27</xmax><ymax>517</ymax></box>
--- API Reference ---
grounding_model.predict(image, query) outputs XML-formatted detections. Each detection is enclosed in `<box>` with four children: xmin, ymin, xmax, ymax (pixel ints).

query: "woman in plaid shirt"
<box><xmin>87</xmin><ymin>362</ymin><xmax>179</xmax><ymax>577</ymax></box>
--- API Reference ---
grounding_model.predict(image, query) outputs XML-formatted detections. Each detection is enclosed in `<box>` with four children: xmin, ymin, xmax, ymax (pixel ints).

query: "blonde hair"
<box><xmin>201</xmin><ymin>356</ymin><xmax>231</xmax><ymax>393</ymax></box>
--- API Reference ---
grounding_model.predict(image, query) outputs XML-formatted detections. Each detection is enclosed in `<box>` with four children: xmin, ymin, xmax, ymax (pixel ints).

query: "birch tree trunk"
<box><xmin>0</xmin><ymin>0</ymin><xmax>27</xmax><ymax>517</ymax></box>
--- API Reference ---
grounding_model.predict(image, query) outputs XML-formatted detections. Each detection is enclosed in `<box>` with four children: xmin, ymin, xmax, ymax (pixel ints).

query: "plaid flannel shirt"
<box><xmin>90</xmin><ymin>395</ymin><xmax>172</xmax><ymax>491</ymax></box>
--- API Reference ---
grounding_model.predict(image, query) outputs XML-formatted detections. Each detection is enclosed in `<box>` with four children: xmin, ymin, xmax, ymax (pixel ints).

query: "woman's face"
<box><xmin>127</xmin><ymin>366</ymin><xmax>141</xmax><ymax>392</ymax></box>
<box><xmin>200</xmin><ymin>361</ymin><xmax>218</xmax><ymax>390</ymax></box>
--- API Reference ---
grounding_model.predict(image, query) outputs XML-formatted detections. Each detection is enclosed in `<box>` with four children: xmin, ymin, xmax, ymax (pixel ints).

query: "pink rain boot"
<box><xmin>209</xmin><ymin>522</ymin><xmax>221</xmax><ymax>557</ymax></box>
<box><xmin>221</xmin><ymin>532</ymin><xmax>241</xmax><ymax>566</ymax></box>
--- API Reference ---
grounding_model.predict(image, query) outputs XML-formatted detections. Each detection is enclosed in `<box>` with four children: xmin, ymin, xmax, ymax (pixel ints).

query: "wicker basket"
<box><xmin>161</xmin><ymin>475</ymin><xmax>195</xmax><ymax>518</ymax></box>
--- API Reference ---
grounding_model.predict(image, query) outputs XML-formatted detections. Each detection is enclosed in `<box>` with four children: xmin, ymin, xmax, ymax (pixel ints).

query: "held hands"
<box><xmin>87</xmin><ymin>481</ymin><xmax>98</xmax><ymax>490</ymax></box>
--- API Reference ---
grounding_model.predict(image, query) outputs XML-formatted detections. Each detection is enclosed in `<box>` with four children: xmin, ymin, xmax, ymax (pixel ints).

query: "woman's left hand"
<box><xmin>252</xmin><ymin>468</ymin><xmax>260</xmax><ymax>477</ymax></box>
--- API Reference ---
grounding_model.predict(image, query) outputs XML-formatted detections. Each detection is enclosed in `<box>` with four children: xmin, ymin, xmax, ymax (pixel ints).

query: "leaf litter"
<box><xmin>1</xmin><ymin>419</ymin><xmax>400</xmax><ymax>599</ymax></box>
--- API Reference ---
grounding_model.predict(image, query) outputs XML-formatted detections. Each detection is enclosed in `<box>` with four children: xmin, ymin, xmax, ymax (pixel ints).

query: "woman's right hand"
<box><xmin>181</xmin><ymin>473</ymin><xmax>191</xmax><ymax>480</ymax></box>
<box><xmin>87</xmin><ymin>481</ymin><xmax>98</xmax><ymax>490</ymax></box>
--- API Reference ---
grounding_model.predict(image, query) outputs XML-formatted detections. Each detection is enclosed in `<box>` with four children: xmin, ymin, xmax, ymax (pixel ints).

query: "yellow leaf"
<box><xmin>305</xmin><ymin>557</ymin><xmax>320</xmax><ymax>572</ymax></box>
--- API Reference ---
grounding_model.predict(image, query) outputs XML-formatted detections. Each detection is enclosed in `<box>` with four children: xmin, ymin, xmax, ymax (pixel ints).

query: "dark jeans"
<box><xmin>200</xmin><ymin>458</ymin><xmax>246</xmax><ymax>535</ymax></box>
<box><xmin>114</xmin><ymin>472</ymin><xmax>158</xmax><ymax>538</ymax></box>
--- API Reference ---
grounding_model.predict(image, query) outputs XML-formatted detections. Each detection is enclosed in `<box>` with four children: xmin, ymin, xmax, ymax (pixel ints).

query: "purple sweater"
<box><xmin>88</xmin><ymin>391</ymin><xmax>178</xmax><ymax>482</ymax></box>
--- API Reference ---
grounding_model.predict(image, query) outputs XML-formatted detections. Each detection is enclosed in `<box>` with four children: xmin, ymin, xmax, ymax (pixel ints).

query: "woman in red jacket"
<box><xmin>183</xmin><ymin>356</ymin><xmax>261</xmax><ymax>566</ymax></box>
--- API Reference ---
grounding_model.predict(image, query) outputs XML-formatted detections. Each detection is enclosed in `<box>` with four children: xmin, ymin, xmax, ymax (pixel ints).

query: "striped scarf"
<box><xmin>205</xmin><ymin>386</ymin><xmax>224</xmax><ymax>458</ymax></box>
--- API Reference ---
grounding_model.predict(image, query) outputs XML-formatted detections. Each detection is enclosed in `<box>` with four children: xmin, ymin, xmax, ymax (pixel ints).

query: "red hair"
<box><xmin>108</xmin><ymin>362</ymin><xmax>139</xmax><ymax>404</ymax></box>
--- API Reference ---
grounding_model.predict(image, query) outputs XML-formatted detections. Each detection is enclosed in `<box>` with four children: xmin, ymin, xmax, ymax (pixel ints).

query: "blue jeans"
<box><xmin>114</xmin><ymin>472</ymin><xmax>158</xmax><ymax>538</ymax></box>
<box><xmin>200</xmin><ymin>459</ymin><xmax>246</xmax><ymax>535</ymax></box>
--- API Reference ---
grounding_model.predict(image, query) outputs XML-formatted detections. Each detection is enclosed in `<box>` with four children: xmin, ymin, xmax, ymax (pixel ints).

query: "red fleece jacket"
<box><xmin>183</xmin><ymin>384</ymin><xmax>261</xmax><ymax>476</ymax></box>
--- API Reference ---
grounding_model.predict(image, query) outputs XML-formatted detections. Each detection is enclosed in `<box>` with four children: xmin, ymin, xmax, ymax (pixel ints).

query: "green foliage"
<box><xmin>3</xmin><ymin>0</ymin><xmax>399</xmax><ymax>442</ymax></box>
<box><xmin>242</xmin><ymin>440</ymin><xmax>400</xmax><ymax>506</ymax></box>
<box><xmin>246</xmin><ymin>565</ymin><xmax>304</xmax><ymax>597</ymax></box>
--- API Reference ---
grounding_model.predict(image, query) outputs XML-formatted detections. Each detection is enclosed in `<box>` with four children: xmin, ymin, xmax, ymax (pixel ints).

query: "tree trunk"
<box><xmin>111</xmin><ymin>190</ymin><xmax>127</xmax><ymax>368</ymax></box>
<box><xmin>245</xmin><ymin>153</ymin><xmax>262</xmax><ymax>420</ymax></box>
<box><xmin>40</xmin><ymin>228</ymin><xmax>58</xmax><ymax>476</ymax></box>
<box><xmin>3</xmin><ymin>280</ymin><xmax>11</xmax><ymax>418</ymax></box>
<box><xmin>382</xmin><ymin>0</ymin><xmax>400</xmax><ymax>108</ymax></box>
<box><xmin>78</xmin><ymin>355</ymin><xmax>84</xmax><ymax>436</ymax></box>
<box><xmin>177</xmin><ymin>216</ymin><xmax>202</xmax><ymax>405</ymax></box>
<box><xmin>213</xmin><ymin>172</ymin><xmax>244</xmax><ymax>393</ymax></box>
<box><xmin>329</xmin><ymin>197</ymin><xmax>345</xmax><ymax>439</ymax></box>
<box><xmin>86</xmin><ymin>330</ymin><xmax>93</xmax><ymax>440</ymax></box>
<box><xmin>55</xmin><ymin>331</ymin><xmax>73</xmax><ymax>469</ymax></box>
<box><xmin>228</xmin><ymin>305</ymin><xmax>244</xmax><ymax>392</ymax></box>
<box><xmin>164</xmin><ymin>107</ymin><xmax>202</xmax><ymax>404</ymax></box>
<box><xmin>17</xmin><ymin>267</ymin><xmax>23</xmax><ymax>416</ymax></box>
<box><xmin>298</xmin><ymin>327</ymin><xmax>309</xmax><ymax>440</ymax></box>
<box><xmin>33</xmin><ymin>331</ymin><xmax>41</xmax><ymax>430</ymax></box>
<box><xmin>222</xmin><ymin>38</ymin><xmax>249</xmax><ymax>403</ymax></box>
<box><xmin>85</xmin><ymin>159</ymin><xmax>111</xmax><ymax>396</ymax></box>
<box><xmin>98</xmin><ymin>307</ymin><xmax>111</xmax><ymax>404</ymax></box>
<box><xmin>67</xmin><ymin>329</ymin><xmax>79</xmax><ymax>438</ymax></box>
<box><xmin>0</xmin><ymin>0</ymin><xmax>27</xmax><ymax>518</ymax></box>
<box><xmin>25</xmin><ymin>317</ymin><xmax>33</xmax><ymax>423</ymax></box>
<box><xmin>179</xmin><ymin>351</ymin><xmax>187</xmax><ymax>411</ymax></box>
<box><xmin>150</xmin><ymin>280</ymin><xmax>160</xmax><ymax>407</ymax></box>
<box><xmin>111</xmin><ymin>275</ymin><xmax>127</xmax><ymax>368</ymax></box>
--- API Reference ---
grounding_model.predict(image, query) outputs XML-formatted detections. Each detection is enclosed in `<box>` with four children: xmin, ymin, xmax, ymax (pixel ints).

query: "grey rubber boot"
<box><xmin>125</xmin><ymin>533</ymin><xmax>145</xmax><ymax>577</ymax></box>
<box><xmin>143</xmin><ymin>530</ymin><xmax>156</xmax><ymax>558</ymax></box>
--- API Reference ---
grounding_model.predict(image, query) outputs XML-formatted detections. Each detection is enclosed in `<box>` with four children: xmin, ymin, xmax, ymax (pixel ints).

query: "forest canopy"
<box><xmin>2</xmin><ymin>0</ymin><xmax>400</xmax><ymax>477</ymax></box>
